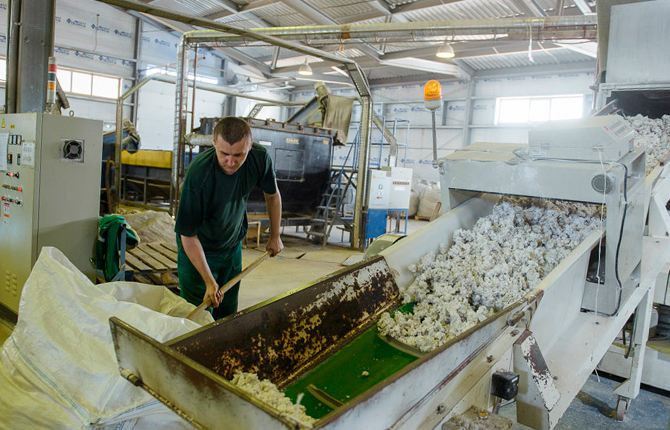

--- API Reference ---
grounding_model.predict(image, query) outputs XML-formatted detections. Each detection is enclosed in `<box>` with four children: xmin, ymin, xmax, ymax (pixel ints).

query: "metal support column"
<box><xmin>353</xmin><ymin>96</ymin><xmax>373</xmax><ymax>249</ymax></box>
<box><xmin>462</xmin><ymin>80</ymin><xmax>475</xmax><ymax>147</ymax></box>
<box><xmin>12</xmin><ymin>0</ymin><xmax>55</xmax><ymax>112</ymax></box>
<box><xmin>170</xmin><ymin>38</ymin><xmax>189</xmax><ymax>215</ymax></box>
<box><xmin>5</xmin><ymin>0</ymin><xmax>21</xmax><ymax>113</ymax></box>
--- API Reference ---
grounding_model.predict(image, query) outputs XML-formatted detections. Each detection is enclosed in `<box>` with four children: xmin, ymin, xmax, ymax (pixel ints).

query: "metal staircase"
<box><xmin>306</xmin><ymin>144</ymin><xmax>356</xmax><ymax>247</ymax></box>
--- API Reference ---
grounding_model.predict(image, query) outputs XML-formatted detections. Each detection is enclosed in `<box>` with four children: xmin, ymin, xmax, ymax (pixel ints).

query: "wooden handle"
<box><xmin>186</xmin><ymin>251</ymin><xmax>271</xmax><ymax>320</ymax></box>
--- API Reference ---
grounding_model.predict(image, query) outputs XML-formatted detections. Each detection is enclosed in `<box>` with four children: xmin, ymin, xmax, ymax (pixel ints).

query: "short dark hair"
<box><xmin>213</xmin><ymin>117</ymin><xmax>252</xmax><ymax>145</ymax></box>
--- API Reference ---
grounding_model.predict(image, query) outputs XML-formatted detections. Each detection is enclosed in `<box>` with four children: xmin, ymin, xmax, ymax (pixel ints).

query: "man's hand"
<box><xmin>204</xmin><ymin>280</ymin><xmax>223</xmax><ymax>308</ymax></box>
<box><xmin>266</xmin><ymin>235</ymin><xmax>284</xmax><ymax>257</ymax></box>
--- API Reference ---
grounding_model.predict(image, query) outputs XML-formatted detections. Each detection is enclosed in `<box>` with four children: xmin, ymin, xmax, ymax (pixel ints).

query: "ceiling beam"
<box><xmin>203</xmin><ymin>0</ymin><xmax>275</xmax><ymax>27</ymax></box>
<box><xmin>511</xmin><ymin>0</ymin><xmax>548</xmax><ymax>16</ymax></box>
<box><xmin>279</xmin><ymin>0</ymin><xmax>382</xmax><ymax>59</ymax></box>
<box><xmin>572</xmin><ymin>0</ymin><xmax>594</xmax><ymax>14</ymax></box>
<box><xmin>136</xmin><ymin>14</ymin><xmax>275</xmax><ymax>76</ymax></box>
<box><xmin>392</xmin><ymin>0</ymin><xmax>467</xmax><ymax>15</ymax></box>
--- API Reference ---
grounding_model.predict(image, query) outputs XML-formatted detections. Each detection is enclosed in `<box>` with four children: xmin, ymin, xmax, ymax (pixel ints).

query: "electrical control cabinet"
<box><xmin>0</xmin><ymin>113</ymin><xmax>102</xmax><ymax>314</ymax></box>
<box><xmin>367</xmin><ymin>169</ymin><xmax>392</xmax><ymax>210</ymax></box>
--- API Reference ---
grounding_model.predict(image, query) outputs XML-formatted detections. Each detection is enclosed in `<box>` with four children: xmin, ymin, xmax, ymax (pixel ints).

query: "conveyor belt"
<box><xmin>284</xmin><ymin>323</ymin><xmax>418</xmax><ymax>419</ymax></box>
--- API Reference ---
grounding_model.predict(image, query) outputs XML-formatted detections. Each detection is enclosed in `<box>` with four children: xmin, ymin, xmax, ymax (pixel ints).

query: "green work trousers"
<box><xmin>177</xmin><ymin>242</ymin><xmax>242</xmax><ymax>320</ymax></box>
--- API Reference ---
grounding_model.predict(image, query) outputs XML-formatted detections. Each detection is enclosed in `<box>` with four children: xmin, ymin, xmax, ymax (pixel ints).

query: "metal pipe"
<box><xmin>431</xmin><ymin>110</ymin><xmax>438</xmax><ymax>168</ymax></box>
<box><xmin>270</xmin><ymin>46</ymin><xmax>280</xmax><ymax>70</ymax></box>
<box><xmin>132</xmin><ymin>18</ymin><xmax>143</xmax><ymax>126</ymax></box>
<box><xmin>353</xmin><ymin>95</ymin><xmax>373</xmax><ymax>250</ymax></box>
<box><xmin>146</xmin><ymin>73</ymin><xmax>304</xmax><ymax>105</ymax></box>
<box><xmin>184</xmin><ymin>16</ymin><xmax>597</xmax><ymax>43</ymax></box>
<box><xmin>191</xmin><ymin>44</ymin><xmax>199</xmax><ymax>133</ymax></box>
<box><xmin>5</xmin><ymin>0</ymin><xmax>21</xmax><ymax>114</ymax></box>
<box><xmin>171</xmin><ymin>38</ymin><xmax>189</xmax><ymax>215</ymax></box>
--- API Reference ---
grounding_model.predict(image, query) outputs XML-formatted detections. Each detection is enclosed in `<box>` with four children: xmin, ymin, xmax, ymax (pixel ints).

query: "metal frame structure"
<box><xmin>437</xmin><ymin>142</ymin><xmax>658</xmax><ymax>424</ymax></box>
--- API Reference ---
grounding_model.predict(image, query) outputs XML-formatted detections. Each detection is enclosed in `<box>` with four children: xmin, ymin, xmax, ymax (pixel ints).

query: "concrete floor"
<box><xmin>1</xmin><ymin>218</ymin><xmax>669</xmax><ymax>429</ymax></box>
<box><xmin>501</xmin><ymin>373</ymin><xmax>670</xmax><ymax>430</ymax></box>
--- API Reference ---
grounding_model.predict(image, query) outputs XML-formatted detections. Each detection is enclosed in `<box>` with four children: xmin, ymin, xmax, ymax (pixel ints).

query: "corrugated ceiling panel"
<box><xmin>148</xmin><ymin>0</ymin><xmax>222</xmax><ymax>16</ymax></box>
<box><xmin>399</xmin><ymin>0</ymin><xmax>522</xmax><ymax>21</ymax></box>
<box><xmin>461</xmin><ymin>47</ymin><xmax>590</xmax><ymax>70</ymax></box>
<box><xmin>253</xmin><ymin>2</ymin><xmax>321</xmax><ymax>26</ymax></box>
<box><xmin>367</xmin><ymin>65</ymin><xmax>430</xmax><ymax>80</ymax></box>
<box><xmin>214</xmin><ymin>14</ymin><xmax>273</xmax><ymax>28</ymax></box>
<box><xmin>306</xmin><ymin>0</ymin><xmax>379</xmax><ymax>20</ymax></box>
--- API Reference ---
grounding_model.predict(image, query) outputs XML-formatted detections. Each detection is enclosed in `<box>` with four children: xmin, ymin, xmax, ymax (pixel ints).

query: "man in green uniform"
<box><xmin>175</xmin><ymin>117</ymin><xmax>283</xmax><ymax>320</ymax></box>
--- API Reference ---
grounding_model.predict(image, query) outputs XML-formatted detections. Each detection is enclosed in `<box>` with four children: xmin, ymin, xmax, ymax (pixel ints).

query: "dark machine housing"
<box><xmin>197</xmin><ymin>117</ymin><xmax>335</xmax><ymax>221</ymax></box>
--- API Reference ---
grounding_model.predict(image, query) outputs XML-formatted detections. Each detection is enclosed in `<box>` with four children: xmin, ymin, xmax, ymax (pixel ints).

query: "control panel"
<box><xmin>0</xmin><ymin>114</ymin><xmax>102</xmax><ymax>314</ymax></box>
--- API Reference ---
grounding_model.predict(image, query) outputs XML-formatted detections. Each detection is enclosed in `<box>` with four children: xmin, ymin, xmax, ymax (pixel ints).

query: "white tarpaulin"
<box><xmin>0</xmin><ymin>247</ymin><xmax>213</xmax><ymax>429</ymax></box>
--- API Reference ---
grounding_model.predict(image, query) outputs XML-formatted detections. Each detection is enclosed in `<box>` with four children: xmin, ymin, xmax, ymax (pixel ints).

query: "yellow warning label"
<box><xmin>286</xmin><ymin>138</ymin><xmax>299</xmax><ymax>144</ymax></box>
<box><xmin>1</xmin><ymin>119</ymin><xmax>4</xmax><ymax>128</ymax></box>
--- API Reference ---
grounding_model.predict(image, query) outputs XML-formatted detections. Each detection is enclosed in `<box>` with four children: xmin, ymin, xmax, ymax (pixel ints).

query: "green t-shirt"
<box><xmin>175</xmin><ymin>143</ymin><xmax>277</xmax><ymax>253</ymax></box>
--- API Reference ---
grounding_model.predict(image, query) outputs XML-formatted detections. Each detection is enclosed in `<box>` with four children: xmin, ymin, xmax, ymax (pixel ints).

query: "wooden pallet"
<box><xmin>125</xmin><ymin>242</ymin><xmax>180</xmax><ymax>290</ymax></box>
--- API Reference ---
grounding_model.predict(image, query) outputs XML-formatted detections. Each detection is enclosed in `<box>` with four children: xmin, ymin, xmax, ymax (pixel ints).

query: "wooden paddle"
<box><xmin>186</xmin><ymin>251</ymin><xmax>271</xmax><ymax>320</ymax></box>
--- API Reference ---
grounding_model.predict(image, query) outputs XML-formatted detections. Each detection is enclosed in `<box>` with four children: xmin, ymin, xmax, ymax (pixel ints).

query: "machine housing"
<box><xmin>0</xmin><ymin>113</ymin><xmax>102</xmax><ymax>314</ymax></box>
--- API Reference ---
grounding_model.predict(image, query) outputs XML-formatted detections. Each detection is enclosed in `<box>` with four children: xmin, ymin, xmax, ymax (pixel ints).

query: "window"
<box><xmin>495</xmin><ymin>95</ymin><xmax>584</xmax><ymax>125</ymax></box>
<box><xmin>71</xmin><ymin>71</ymin><xmax>92</xmax><ymax>95</ymax></box>
<box><xmin>57</xmin><ymin>69</ymin><xmax>72</xmax><ymax>92</ymax></box>
<box><xmin>0</xmin><ymin>60</ymin><xmax>120</xmax><ymax>99</ymax></box>
<box><xmin>92</xmin><ymin>75</ymin><xmax>120</xmax><ymax>98</ymax></box>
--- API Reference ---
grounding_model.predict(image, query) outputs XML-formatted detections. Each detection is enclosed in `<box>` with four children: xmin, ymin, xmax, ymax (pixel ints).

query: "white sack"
<box><xmin>0</xmin><ymin>247</ymin><xmax>213</xmax><ymax>429</ymax></box>
<box><xmin>416</xmin><ymin>183</ymin><xmax>443</xmax><ymax>220</ymax></box>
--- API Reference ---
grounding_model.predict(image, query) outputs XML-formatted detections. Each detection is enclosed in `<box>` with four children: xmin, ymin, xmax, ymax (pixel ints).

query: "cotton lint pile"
<box><xmin>231</xmin><ymin>370</ymin><xmax>316</xmax><ymax>427</ymax></box>
<box><xmin>626</xmin><ymin>114</ymin><xmax>670</xmax><ymax>175</ymax></box>
<box><xmin>378</xmin><ymin>198</ymin><xmax>602</xmax><ymax>353</ymax></box>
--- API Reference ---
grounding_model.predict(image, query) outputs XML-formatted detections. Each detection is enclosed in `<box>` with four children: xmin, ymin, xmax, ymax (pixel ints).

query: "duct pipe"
<box><xmin>183</xmin><ymin>16</ymin><xmax>598</xmax><ymax>43</ymax></box>
<box><xmin>147</xmin><ymin>74</ymin><xmax>304</xmax><ymax>105</ymax></box>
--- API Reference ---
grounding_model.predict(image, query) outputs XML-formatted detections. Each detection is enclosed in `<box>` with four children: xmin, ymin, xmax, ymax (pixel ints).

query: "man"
<box><xmin>175</xmin><ymin>117</ymin><xmax>283</xmax><ymax>320</ymax></box>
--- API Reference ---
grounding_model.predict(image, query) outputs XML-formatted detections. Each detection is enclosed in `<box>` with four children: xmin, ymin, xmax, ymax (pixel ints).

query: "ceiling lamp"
<box><xmin>298</xmin><ymin>59</ymin><xmax>313</xmax><ymax>76</ymax></box>
<box><xmin>436</xmin><ymin>43</ymin><xmax>455</xmax><ymax>59</ymax></box>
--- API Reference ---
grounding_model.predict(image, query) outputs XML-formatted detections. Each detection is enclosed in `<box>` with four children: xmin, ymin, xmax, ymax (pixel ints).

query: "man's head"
<box><xmin>212</xmin><ymin>117</ymin><xmax>252</xmax><ymax>175</ymax></box>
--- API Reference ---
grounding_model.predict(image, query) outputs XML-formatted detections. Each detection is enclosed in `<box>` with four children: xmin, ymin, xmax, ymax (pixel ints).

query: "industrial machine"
<box><xmin>0</xmin><ymin>113</ymin><xmax>102</xmax><ymax>314</ymax></box>
<box><xmin>108</xmin><ymin>114</ymin><xmax>669</xmax><ymax>429</ymax></box>
<box><xmin>590</xmin><ymin>0</ymin><xmax>670</xmax><ymax>393</ymax></box>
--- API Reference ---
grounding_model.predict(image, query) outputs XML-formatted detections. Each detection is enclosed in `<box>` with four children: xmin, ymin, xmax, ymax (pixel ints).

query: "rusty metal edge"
<box><xmin>166</xmin><ymin>255</ymin><xmax>388</xmax><ymax>346</ymax></box>
<box><xmin>109</xmin><ymin>316</ymin><xmax>297</xmax><ymax>429</ymax></box>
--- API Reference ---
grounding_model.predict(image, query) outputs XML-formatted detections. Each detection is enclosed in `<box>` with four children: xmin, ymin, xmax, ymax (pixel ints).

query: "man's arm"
<box><xmin>180</xmin><ymin>235</ymin><xmax>223</xmax><ymax>307</ymax></box>
<box><xmin>264</xmin><ymin>187</ymin><xmax>284</xmax><ymax>256</ymax></box>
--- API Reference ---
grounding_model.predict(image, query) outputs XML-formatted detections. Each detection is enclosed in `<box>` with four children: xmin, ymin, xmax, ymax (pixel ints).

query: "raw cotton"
<box><xmin>626</xmin><ymin>114</ymin><xmax>670</xmax><ymax>175</ymax></box>
<box><xmin>378</xmin><ymin>198</ymin><xmax>601</xmax><ymax>353</ymax></box>
<box><xmin>230</xmin><ymin>370</ymin><xmax>316</xmax><ymax>428</ymax></box>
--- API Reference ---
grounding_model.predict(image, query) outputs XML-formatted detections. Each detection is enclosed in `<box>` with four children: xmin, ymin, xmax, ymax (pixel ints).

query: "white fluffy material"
<box><xmin>378</xmin><ymin>198</ymin><xmax>601</xmax><ymax>353</ymax></box>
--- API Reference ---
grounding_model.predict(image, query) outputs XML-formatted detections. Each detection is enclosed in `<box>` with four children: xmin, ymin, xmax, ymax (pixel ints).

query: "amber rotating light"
<box><xmin>424</xmin><ymin>80</ymin><xmax>442</xmax><ymax>168</ymax></box>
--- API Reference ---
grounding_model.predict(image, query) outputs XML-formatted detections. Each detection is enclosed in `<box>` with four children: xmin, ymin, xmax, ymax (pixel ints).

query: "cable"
<box><xmin>582</xmin><ymin>161</ymin><xmax>629</xmax><ymax>317</ymax></box>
